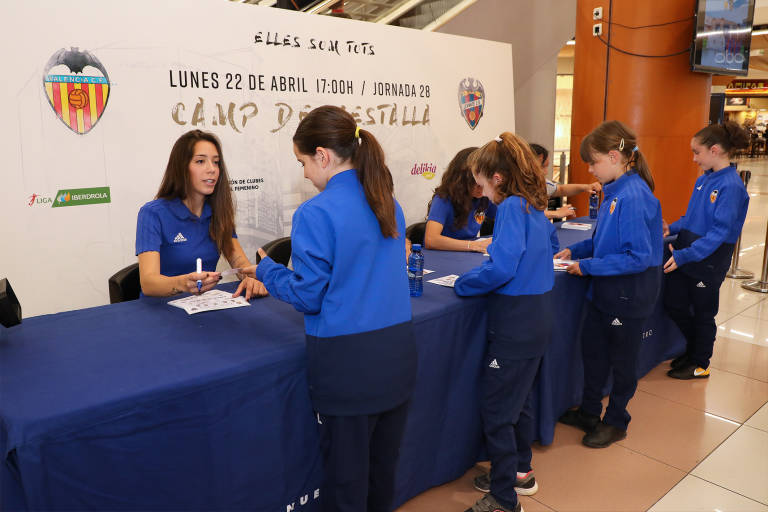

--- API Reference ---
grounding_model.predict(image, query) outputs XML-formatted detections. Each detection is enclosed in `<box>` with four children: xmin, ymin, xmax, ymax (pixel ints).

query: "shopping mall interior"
<box><xmin>2</xmin><ymin>0</ymin><xmax>768</xmax><ymax>511</ymax></box>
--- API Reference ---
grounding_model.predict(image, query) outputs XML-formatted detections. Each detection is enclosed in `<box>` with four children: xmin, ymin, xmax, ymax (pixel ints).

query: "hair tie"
<box><xmin>494</xmin><ymin>136</ymin><xmax>503</xmax><ymax>143</ymax></box>
<box><xmin>354</xmin><ymin>126</ymin><xmax>361</xmax><ymax>139</ymax></box>
<box><xmin>632</xmin><ymin>145</ymin><xmax>638</xmax><ymax>153</ymax></box>
<box><xmin>618</xmin><ymin>138</ymin><xmax>625</xmax><ymax>151</ymax></box>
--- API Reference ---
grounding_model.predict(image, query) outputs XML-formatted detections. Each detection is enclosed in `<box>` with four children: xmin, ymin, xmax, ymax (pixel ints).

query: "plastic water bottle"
<box><xmin>589</xmin><ymin>192</ymin><xmax>599</xmax><ymax>219</ymax></box>
<box><xmin>408</xmin><ymin>244</ymin><xmax>424</xmax><ymax>297</ymax></box>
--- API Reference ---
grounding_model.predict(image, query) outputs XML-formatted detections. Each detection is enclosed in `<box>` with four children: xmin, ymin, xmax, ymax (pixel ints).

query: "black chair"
<box><xmin>108</xmin><ymin>263</ymin><xmax>141</xmax><ymax>304</ymax></box>
<box><xmin>406</xmin><ymin>222</ymin><xmax>426</xmax><ymax>246</ymax></box>
<box><xmin>479</xmin><ymin>218</ymin><xmax>494</xmax><ymax>237</ymax></box>
<box><xmin>0</xmin><ymin>278</ymin><xmax>22</xmax><ymax>327</ymax></box>
<box><xmin>256</xmin><ymin>237</ymin><xmax>291</xmax><ymax>266</ymax></box>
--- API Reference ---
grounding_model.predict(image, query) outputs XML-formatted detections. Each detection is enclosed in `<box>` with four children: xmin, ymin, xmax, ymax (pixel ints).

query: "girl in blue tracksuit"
<box><xmin>664</xmin><ymin>122</ymin><xmax>750</xmax><ymax>380</ymax></box>
<box><xmin>455</xmin><ymin>132</ymin><xmax>555</xmax><ymax>512</ymax></box>
<box><xmin>254</xmin><ymin>106</ymin><xmax>416</xmax><ymax>512</ymax></box>
<box><xmin>556</xmin><ymin>121</ymin><xmax>662</xmax><ymax>449</ymax></box>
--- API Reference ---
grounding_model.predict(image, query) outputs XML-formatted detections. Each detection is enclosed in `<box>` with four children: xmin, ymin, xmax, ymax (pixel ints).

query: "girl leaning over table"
<box><xmin>424</xmin><ymin>147</ymin><xmax>495</xmax><ymax>253</ymax></box>
<box><xmin>135</xmin><ymin>129</ymin><xmax>267</xmax><ymax>299</ymax></box>
<box><xmin>454</xmin><ymin>133</ymin><xmax>555</xmax><ymax>512</ymax></box>
<box><xmin>251</xmin><ymin>106</ymin><xmax>416</xmax><ymax>512</ymax></box>
<box><xmin>555</xmin><ymin>121</ymin><xmax>662</xmax><ymax>449</ymax></box>
<box><xmin>663</xmin><ymin>122</ymin><xmax>749</xmax><ymax>380</ymax></box>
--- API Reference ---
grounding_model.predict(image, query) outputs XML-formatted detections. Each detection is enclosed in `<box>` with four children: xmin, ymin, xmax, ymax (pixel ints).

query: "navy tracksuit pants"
<box><xmin>663</xmin><ymin>270</ymin><xmax>721</xmax><ymax>369</ymax></box>
<box><xmin>317</xmin><ymin>401</ymin><xmax>409</xmax><ymax>512</ymax></box>
<box><xmin>482</xmin><ymin>353</ymin><xmax>541</xmax><ymax>510</ymax></box>
<box><xmin>580</xmin><ymin>302</ymin><xmax>646</xmax><ymax>430</ymax></box>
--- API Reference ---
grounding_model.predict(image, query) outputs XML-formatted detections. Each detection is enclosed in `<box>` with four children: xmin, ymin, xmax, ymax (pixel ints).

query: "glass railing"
<box><xmin>230</xmin><ymin>0</ymin><xmax>476</xmax><ymax>29</ymax></box>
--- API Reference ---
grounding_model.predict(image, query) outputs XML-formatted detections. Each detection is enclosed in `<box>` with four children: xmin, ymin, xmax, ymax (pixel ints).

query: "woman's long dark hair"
<box><xmin>293</xmin><ymin>105</ymin><xmax>398</xmax><ymax>238</ymax></box>
<box><xmin>468</xmin><ymin>133</ymin><xmax>548</xmax><ymax>212</ymax></box>
<box><xmin>156</xmin><ymin>130</ymin><xmax>236</xmax><ymax>257</ymax></box>
<box><xmin>428</xmin><ymin>147</ymin><xmax>484</xmax><ymax>229</ymax></box>
<box><xmin>579</xmin><ymin>120</ymin><xmax>655</xmax><ymax>191</ymax></box>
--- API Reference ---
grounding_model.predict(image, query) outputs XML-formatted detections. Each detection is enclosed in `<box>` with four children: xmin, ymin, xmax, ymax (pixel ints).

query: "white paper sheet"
<box><xmin>168</xmin><ymin>289</ymin><xmax>251</xmax><ymax>315</ymax></box>
<box><xmin>427</xmin><ymin>274</ymin><xmax>459</xmax><ymax>288</ymax></box>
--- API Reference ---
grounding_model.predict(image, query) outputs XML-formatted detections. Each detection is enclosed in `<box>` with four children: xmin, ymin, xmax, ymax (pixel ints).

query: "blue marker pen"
<box><xmin>196</xmin><ymin>258</ymin><xmax>202</xmax><ymax>292</ymax></box>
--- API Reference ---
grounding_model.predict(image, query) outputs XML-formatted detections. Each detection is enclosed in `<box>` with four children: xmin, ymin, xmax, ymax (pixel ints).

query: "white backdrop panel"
<box><xmin>0</xmin><ymin>0</ymin><xmax>514</xmax><ymax>317</ymax></box>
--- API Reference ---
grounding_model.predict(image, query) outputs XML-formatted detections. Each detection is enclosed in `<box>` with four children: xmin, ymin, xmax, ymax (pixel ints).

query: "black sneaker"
<box><xmin>582</xmin><ymin>421</ymin><xmax>626</xmax><ymax>448</ymax></box>
<box><xmin>667</xmin><ymin>363</ymin><xmax>710</xmax><ymax>380</ymax></box>
<box><xmin>514</xmin><ymin>470</ymin><xmax>538</xmax><ymax>496</ymax></box>
<box><xmin>473</xmin><ymin>471</ymin><xmax>538</xmax><ymax>496</ymax></box>
<box><xmin>558</xmin><ymin>408</ymin><xmax>599</xmax><ymax>432</ymax></box>
<box><xmin>465</xmin><ymin>494</ymin><xmax>522</xmax><ymax>512</ymax></box>
<box><xmin>670</xmin><ymin>354</ymin><xmax>690</xmax><ymax>370</ymax></box>
<box><xmin>473</xmin><ymin>473</ymin><xmax>490</xmax><ymax>493</ymax></box>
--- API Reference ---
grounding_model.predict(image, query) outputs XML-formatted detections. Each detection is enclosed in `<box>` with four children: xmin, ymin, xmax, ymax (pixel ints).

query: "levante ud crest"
<box><xmin>42</xmin><ymin>47</ymin><xmax>110</xmax><ymax>134</ymax></box>
<box><xmin>458</xmin><ymin>78</ymin><xmax>484</xmax><ymax>130</ymax></box>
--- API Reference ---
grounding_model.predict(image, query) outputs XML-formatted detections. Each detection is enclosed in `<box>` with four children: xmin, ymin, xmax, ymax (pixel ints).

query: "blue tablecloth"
<box><xmin>0</xmin><ymin>218</ymin><xmax>684</xmax><ymax>510</ymax></box>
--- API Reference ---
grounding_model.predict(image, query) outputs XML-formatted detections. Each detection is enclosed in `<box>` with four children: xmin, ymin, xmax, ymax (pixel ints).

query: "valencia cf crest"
<box><xmin>474</xmin><ymin>210</ymin><xmax>486</xmax><ymax>225</ymax></box>
<box><xmin>42</xmin><ymin>47</ymin><xmax>110</xmax><ymax>135</ymax></box>
<box><xmin>610</xmin><ymin>197</ymin><xmax>618</xmax><ymax>215</ymax></box>
<box><xmin>458</xmin><ymin>78</ymin><xmax>485</xmax><ymax>130</ymax></box>
<box><xmin>710</xmin><ymin>189</ymin><xmax>719</xmax><ymax>203</ymax></box>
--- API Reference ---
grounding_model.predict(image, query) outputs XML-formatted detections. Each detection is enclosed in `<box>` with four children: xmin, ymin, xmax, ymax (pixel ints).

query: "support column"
<box><xmin>570</xmin><ymin>0</ymin><xmax>711</xmax><ymax>221</ymax></box>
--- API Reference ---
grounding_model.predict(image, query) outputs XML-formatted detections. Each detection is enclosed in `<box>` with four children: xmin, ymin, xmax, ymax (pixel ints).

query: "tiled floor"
<box><xmin>397</xmin><ymin>158</ymin><xmax>768</xmax><ymax>512</ymax></box>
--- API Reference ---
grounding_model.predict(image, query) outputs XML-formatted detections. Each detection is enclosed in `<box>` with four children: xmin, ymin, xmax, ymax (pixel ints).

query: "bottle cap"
<box><xmin>412</xmin><ymin>244</ymin><xmax>422</xmax><ymax>251</ymax></box>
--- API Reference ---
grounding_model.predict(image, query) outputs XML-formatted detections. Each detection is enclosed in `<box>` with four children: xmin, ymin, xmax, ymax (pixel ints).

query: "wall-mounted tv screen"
<box><xmin>691</xmin><ymin>0</ymin><xmax>755</xmax><ymax>76</ymax></box>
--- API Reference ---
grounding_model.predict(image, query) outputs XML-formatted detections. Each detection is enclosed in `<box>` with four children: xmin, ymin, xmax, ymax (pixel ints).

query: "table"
<box><xmin>0</xmin><ymin>219</ymin><xmax>684</xmax><ymax>510</ymax></box>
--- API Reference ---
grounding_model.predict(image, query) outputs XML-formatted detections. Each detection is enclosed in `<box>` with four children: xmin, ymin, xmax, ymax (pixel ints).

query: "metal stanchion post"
<box><xmin>727</xmin><ymin>170</ymin><xmax>754</xmax><ymax>279</ymax></box>
<box><xmin>742</xmin><ymin>219</ymin><xmax>768</xmax><ymax>293</ymax></box>
<box><xmin>559</xmin><ymin>152</ymin><xmax>567</xmax><ymax>185</ymax></box>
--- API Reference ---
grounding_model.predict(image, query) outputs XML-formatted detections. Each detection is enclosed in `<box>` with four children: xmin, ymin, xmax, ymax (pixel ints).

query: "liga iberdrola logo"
<box><xmin>458</xmin><ymin>78</ymin><xmax>485</xmax><ymax>130</ymax></box>
<box><xmin>42</xmin><ymin>47</ymin><xmax>110</xmax><ymax>134</ymax></box>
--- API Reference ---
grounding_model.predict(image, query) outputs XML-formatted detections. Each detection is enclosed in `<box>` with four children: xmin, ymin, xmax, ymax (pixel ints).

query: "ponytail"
<box><xmin>354</xmin><ymin>129</ymin><xmax>398</xmax><ymax>238</ymax></box>
<box><xmin>293</xmin><ymin>105</ymin><xmax>398</xmax><ymax>238</ymax></box>
<box><xmin>468</xmin><ymin>132</ymin><xmax>548</xmax><ymax>211</ymax></box>
<box><xmin>630</xmin><ymin>149</ymin><xmax>654</xmax><ymax>192</ymax></box>
<box><xmin>580</xmin><ymin>120</ymin><xmax>655</xmax><ymax>191</ymax></box>
<box><xmin>694</xmin><ymin>121</ymin><xmax>749</xmax><ymax>158</ymax></box>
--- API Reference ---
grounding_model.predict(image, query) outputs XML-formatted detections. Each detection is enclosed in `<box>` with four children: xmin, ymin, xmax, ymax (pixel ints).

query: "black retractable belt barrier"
<box><xmin>742</xmin><ymin>214</ymin><xmax>768</xmax><ymax>293</ymax></box>
<box><xmin>727</xmin><ymin>170</ymin><xmax>754</xmax><ymax>279</ymax></box>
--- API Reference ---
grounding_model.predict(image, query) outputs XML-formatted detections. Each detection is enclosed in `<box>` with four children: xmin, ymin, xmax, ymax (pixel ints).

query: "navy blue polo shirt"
<box><xmin>427</xmin><ymin>196</ymin><xmax>497</xmax><ymax>240</ymax></box>
<box><xmin>135</xmin><ymin>198</ymin><xmax>231</xmax><ymax>277</ymax></box>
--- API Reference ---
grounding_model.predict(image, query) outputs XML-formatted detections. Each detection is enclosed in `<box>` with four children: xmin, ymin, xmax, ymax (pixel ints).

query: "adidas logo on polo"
<box><xmin>696</xmin><ymin>282</ymin><xmax>706</xmax><ymax>288</ymax></box>
<box><xmin>173</xmin><ymin>232</ymin><xmax>187</xmax><ymax>243</ymax></box>
<box><xmin>611</xmin><ymin>318</ymin><xmax>623</xmax><ymax>326</ymax></box>
<box><xmin>489</xmin><ymin>359</ymin><xmax>501</xmax><ymax>369</ymax></box>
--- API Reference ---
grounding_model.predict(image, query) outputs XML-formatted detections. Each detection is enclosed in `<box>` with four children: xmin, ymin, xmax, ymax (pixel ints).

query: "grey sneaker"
<box><xmin>464</xmin><ymin>494</ymin><xmax>522</xmax><ymax>512</ymax></box>
<box><xmin>473</xmin><ymin>471</ymin><xmax>538</xmax><ymax>496</ymax></box>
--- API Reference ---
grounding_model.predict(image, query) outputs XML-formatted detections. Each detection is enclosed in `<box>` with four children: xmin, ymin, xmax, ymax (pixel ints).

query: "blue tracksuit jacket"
<box><xmin>569</xmin><ymin>171</ymin><xmax>663</xmax><ymax>318</ymax></box>
<box><xmin>668</xmin><ymin>165</ymin><xmax>749</xmax><ymax>283</ymax></box>
<box><xmin>257</xmin><ymin>169</ymin><xmax>416</xmax><ymax>415</ymax></box>
<box><xmin>455</xmin><ymin>195</ymin><xmax>554</xmax><ymax>360</ymax></box>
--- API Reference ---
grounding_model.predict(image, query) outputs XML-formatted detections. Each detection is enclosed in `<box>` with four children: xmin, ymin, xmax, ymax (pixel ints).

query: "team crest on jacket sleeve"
<box><xmin>42</xmin><ymin>47</ymin><xmax>110</xmax><ymax>135</ymax></box>
<box><xmin>458</xmin><ymin>78</ymin><xmax>485</xmax><ymax>130</ymax></box>
<box><xmin>710</xmin><ymin>189</ymin><xmax>719</xmax><ymax>203</ymax></box>
<box><xmin>609</xmin><ymin>197</ymin><xmax>618</xmax><ymax>215</ymax></box>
